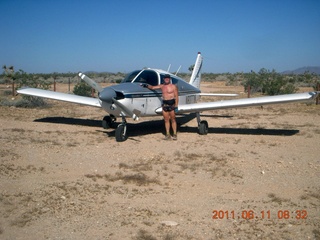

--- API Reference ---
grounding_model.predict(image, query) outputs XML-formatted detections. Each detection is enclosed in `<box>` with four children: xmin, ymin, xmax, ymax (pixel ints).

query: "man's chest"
<box><xmin>162</xmin><ymin>85</ymin><xmax>174</xmax><ymax>94</ymax></box>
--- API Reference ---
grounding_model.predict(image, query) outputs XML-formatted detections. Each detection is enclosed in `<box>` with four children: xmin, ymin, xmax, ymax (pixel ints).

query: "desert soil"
<box><xmin>0</xmin><ymin>82</ymin><xmax>319</xmax><ymax>240</ymax></box>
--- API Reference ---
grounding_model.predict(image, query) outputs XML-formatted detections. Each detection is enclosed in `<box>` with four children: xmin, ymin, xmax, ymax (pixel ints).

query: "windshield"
<box><xmin>132</xmin><ymin>70</ymin><xmax>159</xmax><ymax>86</ymax></box>
<box><xmin>121</xmin><ymin>70</ymin><xmax>141</xmax><ymax>83</ymax></box>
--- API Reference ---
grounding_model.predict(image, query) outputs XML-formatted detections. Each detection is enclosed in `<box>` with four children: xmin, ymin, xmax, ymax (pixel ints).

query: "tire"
<box><xmin>115</xmin><ymin>124</ymin><xmax>128</xmax><ymax>142</ymax></box>
<box><xmin>102</xmin><ymin>116</ymin><xmax>113</xmax><ymax>129</ymax></box>
<box><xmin>198</xmin><ymin>120</ymin><xmax>208</xmax><ymax>135</ymax></box>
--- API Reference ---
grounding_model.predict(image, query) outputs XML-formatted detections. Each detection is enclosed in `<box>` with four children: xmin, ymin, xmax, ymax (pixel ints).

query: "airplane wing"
<box><xmin>17</xmin><ymin>87</ymin><xmax>102</xmax><ymax>108</ymax></box>
<box><xmin>169</xmin><ymin>92</ymin><xmax>318</xmax><ymax>114</ymax></box>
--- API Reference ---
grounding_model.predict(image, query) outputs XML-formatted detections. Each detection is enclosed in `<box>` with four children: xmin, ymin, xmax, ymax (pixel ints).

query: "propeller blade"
<box><xmin>78</xmin><ymin>72</ymin><xmax>103</xmax><ymax>93</ymax></box>
<box><xmin>112</xmin><ymin>98</ymin><xmax>139</xmax><ymax>121</ymax></box>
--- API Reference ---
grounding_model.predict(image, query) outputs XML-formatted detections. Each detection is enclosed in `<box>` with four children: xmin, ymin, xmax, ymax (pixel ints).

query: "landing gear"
<box><xmin>196</xmin><ymin>112</ymin><xmax>208</xmax><ymax>135</ymax></box>
<box><xmin>115</xmin><ymin>116</ymin><xmax>128</xmax><ymax>142</ymax></box>
<box><xmin>102</xmin><ymin>115</ymin><xmax>116</xmax><ymax>129</ymax></box>
<box><xmin>199</xmin><ymin>120</ymin><xmax>208</xmax><ymax>135</ymax></box>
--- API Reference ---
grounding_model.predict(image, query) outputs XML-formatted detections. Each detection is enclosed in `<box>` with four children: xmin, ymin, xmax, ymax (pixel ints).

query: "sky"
<box><xmin>1</xmin><ymin>0</ymin><xmax>319</xmax><ymax>74</ymax></box>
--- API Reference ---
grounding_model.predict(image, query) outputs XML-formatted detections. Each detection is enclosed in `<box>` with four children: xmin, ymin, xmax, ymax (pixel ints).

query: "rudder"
<box><xmin>189</xmin><ymin>52</ymin><xmax>203</xmax><ymax>89</ymax></box>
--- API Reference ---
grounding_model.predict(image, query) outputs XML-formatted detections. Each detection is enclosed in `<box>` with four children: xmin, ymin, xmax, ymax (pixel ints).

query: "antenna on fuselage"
<box><xmin>167</xmin><ymin>64</ymin><xmax>171</xmax><ymax>72</ymax></box>
<box><xmin>174</xmin><ymin>65</ymin><xmax>181</xmax><ymax>75</ymax></box>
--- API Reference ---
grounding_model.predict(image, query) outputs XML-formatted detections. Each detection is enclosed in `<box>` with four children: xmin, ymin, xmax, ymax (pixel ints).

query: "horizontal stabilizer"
<box><xmin>17</xmin><ymin>88</ymin><xmax>101</xmax><ymax>107</ymax></box>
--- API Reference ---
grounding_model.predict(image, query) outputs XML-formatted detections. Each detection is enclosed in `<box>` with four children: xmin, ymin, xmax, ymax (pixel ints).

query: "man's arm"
<box><xmin>174</xmin><ymin>85</ymin><xmax>179</xmax><ymax>107</ymax></box>
<box><xmin>147</xmin><ymin>84</ymin><xmax>162</xmax><ymax>90</ymax></box>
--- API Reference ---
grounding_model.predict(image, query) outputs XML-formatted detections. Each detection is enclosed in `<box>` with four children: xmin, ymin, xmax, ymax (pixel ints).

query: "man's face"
<box><xmin>164</xmin><ymin>77</ymin><xmax>170</xmax><ymax>84</ymax></box>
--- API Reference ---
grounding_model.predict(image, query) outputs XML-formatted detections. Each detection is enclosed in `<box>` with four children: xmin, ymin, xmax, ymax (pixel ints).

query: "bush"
<box><xmin>73</xmin><ymin>81</ymin><xmax>93</xmax><ymax>97</ymax></box>
<box><xmin>16</xmin><ymin>70</ymin><xmax>50</xmax><ymax>90</ymax></box>
<box><xmin>242</xmin><ymin>68</ymin><xmax>297</xmax><ymax>95</ymax></box>
<box><xmin>242</xmin><ymin>71</ymin><xmax>263</xmax><ymax>94</ymax></box>
<box><xmin>1</xmin><ymin>96</ymin><xmax>49</xmax><ymax>108</ymax></box>
<box><xmin>262</xmin><ymin>72</ymin><xmax>297</xmax><ymax>95</ymax></box>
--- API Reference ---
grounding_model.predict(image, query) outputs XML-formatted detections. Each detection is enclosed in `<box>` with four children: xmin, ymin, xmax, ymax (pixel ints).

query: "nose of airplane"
<box><xmin>99</xmin><ymin>87</ymin><xmax>117</xmax><ymax>103</ymax></box>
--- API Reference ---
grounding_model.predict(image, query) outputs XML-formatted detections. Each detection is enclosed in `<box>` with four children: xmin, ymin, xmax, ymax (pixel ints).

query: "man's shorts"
<box><xmin>162</xmin><ymin>99</ymin><xmax>176</xmax><ymax>112</ymax></box>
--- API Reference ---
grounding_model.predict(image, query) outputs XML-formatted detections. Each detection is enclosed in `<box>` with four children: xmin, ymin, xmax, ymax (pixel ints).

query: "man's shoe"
<box><xmin>164</xmin><ymin>134</ymin><xmax>171</xmax><ymax>140</ymax></box>
<box><xmin>172</xmin><ymin>134</ymin><xmax>177</xmax><ymax>140</ymax></box>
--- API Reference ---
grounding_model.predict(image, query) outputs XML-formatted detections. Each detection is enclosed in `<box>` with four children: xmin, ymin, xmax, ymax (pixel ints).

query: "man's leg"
<box><xmin>170</xmin><ymin>112</ymin><xmax>177</xmax><ymax>133</ymax></box>
<box><xmin>169</xmin><ymin>111</ymin><xmax>177</xmax><ymax>140</ymax></box>
<box><xmin>163</xmin><ymin>111</ymin><xmax>171</xmax><ymax>138</ymax></box>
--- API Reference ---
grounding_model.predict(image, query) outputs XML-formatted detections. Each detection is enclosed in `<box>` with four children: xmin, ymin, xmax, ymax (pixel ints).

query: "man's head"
<box><xmin>164</xmin><ymin>74</ymin><xmax>171</xmax><ymax>84</ymax></box>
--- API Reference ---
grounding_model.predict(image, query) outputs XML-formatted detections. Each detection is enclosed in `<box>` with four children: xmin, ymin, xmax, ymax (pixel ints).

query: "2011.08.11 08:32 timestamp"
<box><xmin>212</xmin><ymin>210</ymin><xmax>308</xmax><ymax>220</ymax></box>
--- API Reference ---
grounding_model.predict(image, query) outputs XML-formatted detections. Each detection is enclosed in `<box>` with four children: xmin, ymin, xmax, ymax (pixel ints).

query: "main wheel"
<box><xmin>198</xmin><ymin>120</ymin><xmax>208</xmax><ymax>135</ymax></box>
<box><xmin>115</xmin><ymin>124</ymin><xmax>128</xmax><ymax>142</ymax></box>
<box><xmin>102</xmin><ymin>116</ymin><xmax>115</xmax><ymax>129</ymax></box>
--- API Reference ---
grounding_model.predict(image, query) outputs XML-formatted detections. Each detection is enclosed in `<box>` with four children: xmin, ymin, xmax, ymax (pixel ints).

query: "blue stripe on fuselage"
<box><xmin>123</xmin><ymin>90</ymin><xmax>199</xmax><ymax>99</ymax></box>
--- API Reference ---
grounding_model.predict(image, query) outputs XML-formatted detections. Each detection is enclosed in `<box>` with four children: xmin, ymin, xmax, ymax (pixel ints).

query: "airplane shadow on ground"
<box><xmin>34</xmin><ymin>113</ymin><xmax>299</xmax><ymax>140</ymax></box>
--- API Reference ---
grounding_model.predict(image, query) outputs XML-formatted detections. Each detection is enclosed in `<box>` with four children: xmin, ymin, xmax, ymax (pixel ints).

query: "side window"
<box><xmin>171</xmin><ymin>77</ymin><xmax>178</xmax><ymax>85</ymax></box>
<box><xmin>133</xmin><ymin>70</ymin><xmax>159</xmax><ymax>86</ymax></box>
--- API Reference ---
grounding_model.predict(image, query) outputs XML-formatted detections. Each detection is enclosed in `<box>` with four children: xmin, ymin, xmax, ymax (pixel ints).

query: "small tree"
<box><xmin>242</xmin><ymin>70</ymin><xmax>263</xmax><ymax>94</ymax></box>
<box><xmin>262</xmin><ymin>70</ymin><xmax>297</xmax><ymax>95</ymax></box>
<box><xmin>16</xmin><ymin>70</ymin><xmax>50</xmax><ymax>90</ymax></box>
<box><xmin>188</xmin><ymin>64</ymin><xmax>194</xmax><ymax>72</ymax></box>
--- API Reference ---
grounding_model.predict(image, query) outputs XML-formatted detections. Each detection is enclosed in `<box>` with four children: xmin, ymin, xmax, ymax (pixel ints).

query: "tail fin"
<box><xmin>189</xmin><ymin>52</ymin><xmax>203</xmax><ymax>89</ymax></box>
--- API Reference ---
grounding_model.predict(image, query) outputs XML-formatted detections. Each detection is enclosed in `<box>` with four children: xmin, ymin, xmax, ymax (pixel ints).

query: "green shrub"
<box><xmin>242</xmin><ymin>68</ymin><xmax>297</xmax><ymax>95</ymax></box>
<box><xmin>262</xmin><ymin>72</ymin><xmax>297</xmax><ymax>95</ymax></box>
<box><xmin>242</xmin><ymin>71</ymin><xmax>263</xmax><ymax>94</ymax></box>
<box><xmin>16</xmin><ymin>70</ymin><xmax>50</xmax><ymax>90</ymax></box>
<box><xmin>73</xmin><ymin>81</ymin><xmax>93</xmax><ymax>97</ymax></box>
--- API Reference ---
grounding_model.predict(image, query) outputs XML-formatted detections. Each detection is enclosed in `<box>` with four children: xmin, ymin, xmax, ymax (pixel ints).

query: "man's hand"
<box><xmin>174</xmin><ymin>107</ymin><xmax>178</xmax><ymax>113</ymax></box>
<box><xmin>140</xmin><ymin>83</ymin><xmax>149</xmax><ymax>88</ymax></box>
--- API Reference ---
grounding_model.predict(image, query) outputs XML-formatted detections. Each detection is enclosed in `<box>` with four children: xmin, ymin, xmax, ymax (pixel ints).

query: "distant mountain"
<box><xmin>282</xmin><ymin>66</ymin><xmax>320</xmax><ymax>75</ymax></box>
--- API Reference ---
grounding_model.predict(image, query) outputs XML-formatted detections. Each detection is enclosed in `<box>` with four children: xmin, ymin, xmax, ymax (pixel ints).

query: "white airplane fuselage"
<box><xmin>99</xmin><ymin>69</ymin><xmax>201</xmax><ymax>118</ymax></box>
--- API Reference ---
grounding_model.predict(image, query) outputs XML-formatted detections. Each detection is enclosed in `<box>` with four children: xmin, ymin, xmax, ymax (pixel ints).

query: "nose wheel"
<box><xmin>115</xmin><ymin>116</ymin><xmax>128</xmax><ymax>142</ymax></box>
<box><xmin>102</xmin><ymin>115</ymin><xmax>116</xmax><ymax>129</ymax></box>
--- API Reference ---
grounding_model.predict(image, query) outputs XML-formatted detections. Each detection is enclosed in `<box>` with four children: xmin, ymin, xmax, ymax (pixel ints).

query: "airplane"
<box><xmin>17</xmin><ymin>52</ymin><xmax>319</xmax><ymax>142</ymax></box>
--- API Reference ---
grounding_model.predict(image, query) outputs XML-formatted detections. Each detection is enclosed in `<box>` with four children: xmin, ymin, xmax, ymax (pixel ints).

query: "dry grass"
<box><xmin>85</xmin><ymin>172</ymin><xmax>161</xmax><ymax>186</ymax></box>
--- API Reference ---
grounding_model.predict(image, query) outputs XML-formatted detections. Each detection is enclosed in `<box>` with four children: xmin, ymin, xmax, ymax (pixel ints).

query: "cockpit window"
<box><xmin>121</xmin><ymin>70</ymin><xmax>141</xmax><ymax>83</ymax></box>
<box><xmin>133</xmin><ymin>70</ymin><xmax>159</xmax><ymax>86</ymax></box>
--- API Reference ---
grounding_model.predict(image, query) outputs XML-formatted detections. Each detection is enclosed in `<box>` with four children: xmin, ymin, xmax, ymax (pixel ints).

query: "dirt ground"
<box><xmin>0</xmin><ymin>82</ymin><xmax>319</xmax><ymax>240</ymax></box>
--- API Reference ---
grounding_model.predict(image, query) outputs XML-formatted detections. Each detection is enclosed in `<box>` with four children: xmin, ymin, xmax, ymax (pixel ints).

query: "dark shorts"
<box><xmin>162</xmin><ymin>99</ymin><xmax>176</xmax><ymax>112</ymax></box>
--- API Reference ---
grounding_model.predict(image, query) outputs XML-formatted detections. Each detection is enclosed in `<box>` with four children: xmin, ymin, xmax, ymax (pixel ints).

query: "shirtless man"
<box><xmin>144</xmin><ymin>74</ymin><xmax>179</xmax><ymax>140</ymax></box>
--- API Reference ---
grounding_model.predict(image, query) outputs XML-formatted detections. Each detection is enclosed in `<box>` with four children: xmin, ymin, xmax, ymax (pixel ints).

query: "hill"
<box><xmin>282</xmin><ymin>66</ymin><xmax>320</xmax><ymax>75</ymax></box>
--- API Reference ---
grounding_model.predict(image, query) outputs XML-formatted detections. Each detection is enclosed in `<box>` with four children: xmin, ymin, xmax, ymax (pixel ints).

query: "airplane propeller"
<box><xmin>112</xmin><ymin>98</ymin><xmax>139</xmax><ymax>121</ymax></box>
<box><xmin>78</xmin><ymin>72</ymin><xmax>138</xmax><ymax>121</ymax></box>
<box><xmin>78</xmin><ymin>72</ymin><xmax>103</xmax><ymax>93</ymax></box>
<box><xmin>78</xmin><ymin>72</ymin><xmax>139</xmax><ymax>141</ymax></box>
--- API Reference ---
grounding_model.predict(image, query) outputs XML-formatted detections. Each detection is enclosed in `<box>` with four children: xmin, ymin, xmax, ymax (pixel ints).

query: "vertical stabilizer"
<box><xmin>189</xmin><ymin>52</ymin><xmax>203</xmax><ymax>89</ymax></box>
